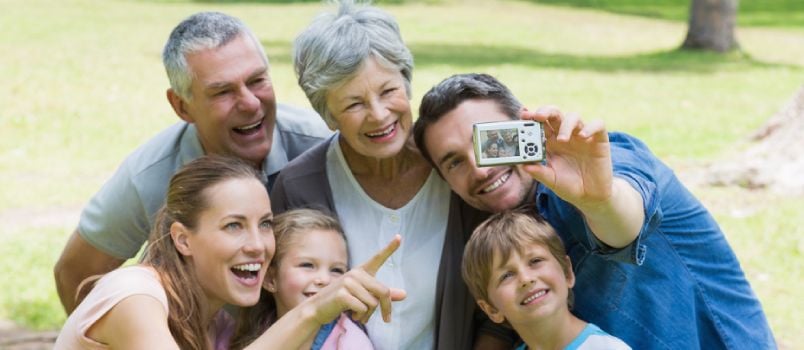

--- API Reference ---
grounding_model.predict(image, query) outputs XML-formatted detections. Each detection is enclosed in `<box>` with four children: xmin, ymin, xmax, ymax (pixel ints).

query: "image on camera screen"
<box><xmin>480</xmin><ymin>128</ymin><xmax>519</xmax><ymax>159</ymax></box>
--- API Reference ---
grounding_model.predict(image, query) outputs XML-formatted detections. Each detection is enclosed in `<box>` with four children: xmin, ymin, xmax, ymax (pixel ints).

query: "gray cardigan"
<box><xmin>269</xmin><ymin>135</ymin><xmax>513</xmax><ymax>350</ymax></box>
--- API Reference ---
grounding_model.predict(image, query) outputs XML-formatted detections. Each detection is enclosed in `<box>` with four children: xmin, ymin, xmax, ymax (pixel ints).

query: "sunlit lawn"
<box><xmin>1</xmin><ymin>0</ymin><xmax>802</xmax><ymax>347</ymax></box>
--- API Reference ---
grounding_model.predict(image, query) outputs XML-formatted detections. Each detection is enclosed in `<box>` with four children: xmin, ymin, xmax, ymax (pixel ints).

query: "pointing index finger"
<box><xmin>361</xmin><ymin>234</ymin><xmax>401</xmax><ymax>276</ymax></box>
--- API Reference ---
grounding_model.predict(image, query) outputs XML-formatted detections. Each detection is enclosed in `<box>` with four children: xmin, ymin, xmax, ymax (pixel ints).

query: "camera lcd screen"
<box><xmin>478</xmin><ymin>128</ymin><xmax>520</xmax><ymax>159</ymax></box>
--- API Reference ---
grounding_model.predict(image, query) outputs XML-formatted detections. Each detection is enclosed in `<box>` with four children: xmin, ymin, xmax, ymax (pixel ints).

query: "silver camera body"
<box><xmin>473</xmin><ymin>120</ymin><xmax>545</xmax><ymax>167</ymax></box>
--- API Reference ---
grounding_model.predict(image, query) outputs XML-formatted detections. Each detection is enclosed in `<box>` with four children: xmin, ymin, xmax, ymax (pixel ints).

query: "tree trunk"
<box><xmin>682</xmin><ymin>0</ymin><xmax>739</xmax><ymax>52</ymax></box>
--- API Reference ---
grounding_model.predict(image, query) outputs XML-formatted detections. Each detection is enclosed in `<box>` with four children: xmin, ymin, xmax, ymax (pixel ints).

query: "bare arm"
<box><xmin>54</xmin><ymin>229</ymin><xmax>124</xmax><ymax>314</ymax></box>
<box><xmin>89</xmin><ymin>294</ymin><xmax>179</xmax><ymax>350</ymax></box>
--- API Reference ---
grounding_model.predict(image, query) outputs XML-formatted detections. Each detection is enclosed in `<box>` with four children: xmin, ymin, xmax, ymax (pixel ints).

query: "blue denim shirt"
<box><xmin>534</xmin><ymin>132</ymin><xmax>776</xmax><ymax>349</ymax></box>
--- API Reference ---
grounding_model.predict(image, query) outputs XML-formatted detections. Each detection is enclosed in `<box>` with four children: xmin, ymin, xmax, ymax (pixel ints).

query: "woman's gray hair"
<box><xmin>293</xmin><ymin>0</ymin><xmax>414</xmax><ymax>128</ymax></box>
<box><xmin>163</xmin><ymin>12</ymin><xmax>268</xmax><ymax>101</ymax></box>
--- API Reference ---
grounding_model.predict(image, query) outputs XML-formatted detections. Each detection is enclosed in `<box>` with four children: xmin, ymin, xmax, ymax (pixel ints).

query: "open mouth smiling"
<box><xmin>520</xmin><ymin>289</ymin><xmax>547</xmax><ymax>305</ymax></box>
<box><xmin>365</xmin><ymin>121</ymin><xmax>397</xmax><ymax>138</ymax></box>
<box><xmin>230</xmin><ymin>262</ymin><xmax>261</xmax><ymax>281</ymax></box>
<box><xmin>481</xmin><ymin>170</ymin><xmax>511</xmax><ymax>194</ymax></box>
<box><xmin>233</xmin><ymin>119</ymin><xmax>263</xmax><ymax>135</ymax></box>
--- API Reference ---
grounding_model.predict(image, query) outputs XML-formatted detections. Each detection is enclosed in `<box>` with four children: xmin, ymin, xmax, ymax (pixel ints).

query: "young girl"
<box><xmin>462</xmin><ymin>210</ymin><xmax>630</xmax><ymax>350</ymax></box>
<box><xmin>55</xmin><ymin>156</ymin><xmax>400</xmax><ymax>349</ymax></box>
<box><xmin>232</xmin><ymin>209</ymin><xmax>375</xmax><ymax>349</ymax></box>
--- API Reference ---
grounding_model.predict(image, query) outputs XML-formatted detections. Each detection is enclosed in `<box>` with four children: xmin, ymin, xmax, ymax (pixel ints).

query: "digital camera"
<box><xmin>473</xmin><ymin>120</ymin><xmax>545</xmax><ymax>167</ymax></box>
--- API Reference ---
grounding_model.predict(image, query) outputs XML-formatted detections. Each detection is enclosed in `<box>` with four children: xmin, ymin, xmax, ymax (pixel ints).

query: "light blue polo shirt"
<box><xmin>78</xmin><ymin>104</ymin><xmax>331</xmax><ymax>259</ymax></box>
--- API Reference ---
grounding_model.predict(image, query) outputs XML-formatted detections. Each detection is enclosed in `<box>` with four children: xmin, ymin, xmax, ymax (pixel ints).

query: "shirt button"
<box><xmin>389</xmin><ymin>214</ymin><xmax>399</xmax><ymax>223</ymax></box>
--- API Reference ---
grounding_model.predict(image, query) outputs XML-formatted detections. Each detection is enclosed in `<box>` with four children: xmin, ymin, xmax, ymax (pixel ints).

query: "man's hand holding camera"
<box><xmin>520</xmin><ymin>106</ymin><xmax>613</xmax><ymax>209</ymax></box>
<box><xmin>520</xmin><ymin>106</ymin><xmax>643</xmax><ymax>249</ymax></box>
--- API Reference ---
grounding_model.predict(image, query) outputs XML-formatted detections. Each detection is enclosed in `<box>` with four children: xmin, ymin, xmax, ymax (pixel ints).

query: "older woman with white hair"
<box><xmin>270</xmin><ymin>1</ymin><xmax>513</xmax><ymax>349</ymax></box>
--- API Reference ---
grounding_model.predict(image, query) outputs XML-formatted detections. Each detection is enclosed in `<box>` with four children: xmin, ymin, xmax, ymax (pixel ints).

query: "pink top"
<box><xmin>54</xmin><ymin>265</ymin><xmax>234</xmax><ymax>349</ymax></box>
<box><xmin>320</xmin><ymin>313</ymin><xmax>374</xmax><ymax>350</ymax></box>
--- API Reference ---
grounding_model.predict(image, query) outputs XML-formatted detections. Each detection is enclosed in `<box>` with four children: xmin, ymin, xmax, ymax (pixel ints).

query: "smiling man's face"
<box><xmin>178</xmin><ymin>34</ymin><xmax>276</xmax><ymax>168</ymax></box>
<box><xmin>423</xmin><ymin>99</ymin><xmax>533</xmax><ymax>213</ymax></box>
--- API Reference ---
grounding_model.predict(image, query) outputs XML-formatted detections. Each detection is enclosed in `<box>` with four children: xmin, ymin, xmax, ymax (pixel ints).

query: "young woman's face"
<box><xmin>183</xmin><ymin>177</ymin><xmax>275</xmax><ymax>310</ymax></box>
<box><xmin>266</xmin><ymin>229</ymin><xmax>348</xmax><ymax>318</ymax></box>
<box><xmin>481</xmin><ymin>243</ymin><xmax>574</xmax><ymax>329</ymax></box>
<box><xmin>325</xmin><ymin>56</ymin><xmax>412</xmax><ymax>160</ymax></box>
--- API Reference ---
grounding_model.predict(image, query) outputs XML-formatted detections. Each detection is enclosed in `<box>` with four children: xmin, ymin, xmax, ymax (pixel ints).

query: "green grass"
<box><xmin>0</xmin><ymin>225</ymin><xmax>71</xmax><ymax>329</ymax></box>
<box><xmin>0</xmin><ymin>0</ymin><xmax>802</xmax><ymax>347</ymax></box>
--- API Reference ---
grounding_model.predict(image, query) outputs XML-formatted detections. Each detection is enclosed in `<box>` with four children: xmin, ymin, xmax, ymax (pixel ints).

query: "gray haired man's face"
<box><xmin>180</xmin><ymin>34</ymin><xmax>277</xmax><ymax>168</ymax></box>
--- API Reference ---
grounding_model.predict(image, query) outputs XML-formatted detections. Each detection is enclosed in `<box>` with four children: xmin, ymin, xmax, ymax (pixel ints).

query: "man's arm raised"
<box><xmin>521</xmin><ymin>107</ymin><xmax>643</xmax><ymax>248</ymax></box>
<box><xmin>54</xmin><ymin>229</ymin><xmax>124</xmax><ymax>314</ymax></box>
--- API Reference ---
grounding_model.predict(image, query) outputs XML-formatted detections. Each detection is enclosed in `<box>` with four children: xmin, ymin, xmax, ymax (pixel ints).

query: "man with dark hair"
<box><xmin>413</xmin><ymin>73</ymin><xmax>776</xmax><ymax>349</ymax></box>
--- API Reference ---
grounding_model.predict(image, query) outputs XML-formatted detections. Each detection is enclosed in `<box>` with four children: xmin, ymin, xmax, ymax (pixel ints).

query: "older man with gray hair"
<box><xmin>54</xmin><ymin>11</ymin><xmax>330</xmax><ymax>314</ymax></box>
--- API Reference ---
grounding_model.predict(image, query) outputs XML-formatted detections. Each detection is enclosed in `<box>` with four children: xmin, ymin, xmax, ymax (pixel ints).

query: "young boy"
<box><xmin>462</xmin><ymin>210</ymin><xmax>630</xmax><ymax>350</ymax></box>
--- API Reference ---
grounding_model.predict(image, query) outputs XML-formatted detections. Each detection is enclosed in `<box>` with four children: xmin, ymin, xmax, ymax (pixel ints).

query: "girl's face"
<box><xmin>178</xmin><ymin>178</ymin><xmax>275</xmax><ymax>311</ymax></box>
<box><xmin>479</xmin><ymin>243</ymin><xmax>574</xmax><ymax>329</ymax></box>
<box><xmin>325</xmin><ymin>56</ymin><xmax>412</xmax><ymax>160</ymax></box>
<box><xmin>266</xmin><ymin>229</ymin><xmax>348</xmax><ymax>318</ymax></box>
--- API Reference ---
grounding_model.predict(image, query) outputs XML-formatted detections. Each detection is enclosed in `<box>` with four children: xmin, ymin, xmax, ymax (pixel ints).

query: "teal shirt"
<box><xmin>514</xmin><ymin>323</ymin><xmax>630</xmax><ymax>350</ymax></box>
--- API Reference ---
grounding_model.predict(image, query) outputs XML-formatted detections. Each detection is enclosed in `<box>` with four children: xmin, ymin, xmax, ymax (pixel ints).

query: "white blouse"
<box><xmin>327</xmin><ymin>136</ymin><xmax>450</xmax><ymax>350</ymax></box>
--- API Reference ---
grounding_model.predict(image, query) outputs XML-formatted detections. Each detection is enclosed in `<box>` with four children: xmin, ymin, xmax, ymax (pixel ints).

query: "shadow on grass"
<box><xmin>263</xmin><ymin>39</ymin><xmax>799</xmax><ymax>73</ymax></box>
<box><xmin>522</xmin><ymin>0</ymin><xmax>804</xmax><ymax>27</ymax></box>
<box><xmin>189</xmin><ymin>0</ymin><xmax>316</xmax><ymax>3</ymax></box>
<box><xmin>527</xmin><ymin>0</ymin><xmax>689</xmax><ymax>22</ymax></box>
<box><xmin>411</xmin><ymin>43</ymin><xmax>798</xmax><ymax>73</ymax></box>
<box><xmin>188</xmin><ymin>0</ymin><xmax>406</xmax><ymax>3</ymax></box>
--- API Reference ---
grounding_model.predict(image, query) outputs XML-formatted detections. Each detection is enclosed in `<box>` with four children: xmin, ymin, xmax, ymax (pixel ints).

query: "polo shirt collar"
<box><xmin>264</xmin><ymin>125</ymin><xmax>286</xmax><ymax>177</ymax></box>
<box><xmin>183</xmin><ymin>122</ymin><xmax>283</xmax><ymax>178</ymax></box>
<box><xmin>180</xmin><ymin>123</ymin><xmax>204</xmax><ymax>166</ymax></box>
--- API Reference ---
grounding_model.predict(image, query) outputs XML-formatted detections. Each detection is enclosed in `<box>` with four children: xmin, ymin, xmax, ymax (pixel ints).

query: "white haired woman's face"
<box><xmin>325</xmin><ymin>56</ymin><xmax>412</xmax><ymax>160</ymax></box>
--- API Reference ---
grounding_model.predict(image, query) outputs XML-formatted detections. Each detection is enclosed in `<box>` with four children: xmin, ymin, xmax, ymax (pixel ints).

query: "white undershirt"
<box><xmin>327</xmin><ymin>136</ymin><xmax>449</xmax><ymax>350</ymax></box>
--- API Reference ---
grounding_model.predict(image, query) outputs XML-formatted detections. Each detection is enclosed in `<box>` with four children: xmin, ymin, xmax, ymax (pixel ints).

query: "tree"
<box><xmin>682</xmin><ymin>0</ymin><xmax>739</xmax><ymax>52</ymax></box>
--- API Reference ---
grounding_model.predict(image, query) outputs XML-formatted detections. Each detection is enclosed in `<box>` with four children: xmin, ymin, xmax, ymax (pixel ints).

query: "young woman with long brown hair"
<box><xmin>55</xmin><ymin>155</ymin><xmax>403</xmax><ymax>349</ymax></box>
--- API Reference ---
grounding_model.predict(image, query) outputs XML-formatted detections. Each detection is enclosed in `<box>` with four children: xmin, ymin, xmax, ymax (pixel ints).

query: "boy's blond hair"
<box><xmin>461</xmin><ymin>210</ymin><xmax>574</xmax><ymax>308</ymax></box>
